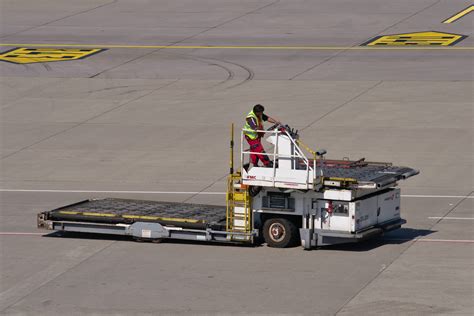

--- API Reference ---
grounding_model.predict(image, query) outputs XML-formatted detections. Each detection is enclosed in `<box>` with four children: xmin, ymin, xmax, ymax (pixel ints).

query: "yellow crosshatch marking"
<box><xmin>0</xmin><ymin>47</ymin><xmax>105</xmax><ymax>64</ymax></box>
<box><xmin>443</xmin><ymin>5</ymin><xmax>473</xmax><ymax>23</ymax></box>
<box><xmin>363</xmin><ymin>31</ymin><xmax>467</xmax><ymax>46</ymax></box>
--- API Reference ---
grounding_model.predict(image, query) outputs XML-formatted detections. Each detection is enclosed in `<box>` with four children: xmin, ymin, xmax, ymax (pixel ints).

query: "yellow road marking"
<box><xmin>59</xmin><ymin>211</ymin><xmax>115</xmax><ymax>217</ymax></box>
<box><xmin>0</xmin><ymin>47</ymin><xmax>105</xmax><ymax>64</ymax></box>
<box><xmin>58</xmin><ymin>210</ymin><xmax>204</xmax><ymax>223</ymax></box>
<box><xmin>0</xmin><ymin>43</ymin><xmax>473</xmax><ymax>50</ymax></box>
<box><xmin>58</xmin><ymin>211</ymin><xmax>79</xmax><ymax>215</ymax></box>
<box><xmin>82</xmin><ymin>212</ymin><xmax>116</xmax><ymax>217</ymax></box>
<box><xmin>122</xmin><ymin>214</ymin><xmax>203</xmax><ymax>223</ymax></box>
<box><xmin>443</xmin><ymin>5</ymin><xmax>474</xmax><ymax>23</ymax></box>
<box><xmin>363</xmin><ymin>31</ymin><xmax>467</xmax><ymax>46</ymax></box>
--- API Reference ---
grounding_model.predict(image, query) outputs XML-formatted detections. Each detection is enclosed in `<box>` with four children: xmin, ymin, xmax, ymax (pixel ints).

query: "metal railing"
<box><xmin>241</xmin><ymin>127</ymin><xmax>318</xmax><ymax>187</ymax></box>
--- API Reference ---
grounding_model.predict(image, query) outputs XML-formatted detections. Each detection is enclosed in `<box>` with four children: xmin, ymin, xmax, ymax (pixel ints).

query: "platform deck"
<box><xmin>44</xmin><ymin>198</ymin><xmax>227</xmax><ymax>230</ymax></box>
<box><xmin>307</xmin><ymin>159</ymin><xmax>419</xmax><ymax>188</ymax></box>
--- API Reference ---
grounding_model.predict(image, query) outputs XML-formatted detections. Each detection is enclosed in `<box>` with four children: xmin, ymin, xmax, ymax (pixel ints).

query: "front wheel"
<box><xmin>263</xmin><ymin>218</ymin><xmax>299</xmax><ymax>248</ymax></box>
<box><xmin>248</xmin><ymin>186</ymin><xmax>262</xmax><ymax>197</ymax></box>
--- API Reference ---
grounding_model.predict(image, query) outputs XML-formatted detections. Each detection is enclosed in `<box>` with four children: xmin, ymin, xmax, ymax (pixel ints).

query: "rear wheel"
<box><xmin>263</xmin><ymin>218</ymin><xmax>299</xmax><ymax>248</ymax></box>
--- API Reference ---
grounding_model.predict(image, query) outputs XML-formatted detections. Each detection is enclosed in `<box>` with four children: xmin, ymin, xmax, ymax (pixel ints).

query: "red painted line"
<box><xmin>2</xmin><ymin>233</ymin><xmax>472</xmax><ymax>244</ymax></box>
<box><xmin>416</xmin><ymin>239</ymin><xmax>474</xmax><ymax>243</ymax></box>
<box><xmin>386</xmin><ymin>238</ymin><xmax>474</xmax><ymax>244</ymax></box>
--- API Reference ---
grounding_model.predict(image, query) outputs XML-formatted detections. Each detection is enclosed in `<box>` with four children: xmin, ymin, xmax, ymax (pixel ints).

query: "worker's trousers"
<box><xmin>245</xmin><ymin>136</ymin><xmax>272</xmax><ymax>167</ymax></box>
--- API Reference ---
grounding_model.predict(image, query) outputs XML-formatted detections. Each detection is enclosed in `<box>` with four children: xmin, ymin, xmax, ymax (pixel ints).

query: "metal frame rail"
<box><xmin>241</xmin><ymin>126</ymin><xmax>418</xmax><ymax>190</ymax></box>
<box><xmin>38</xmin><ymin>213</ymin><xmax>257</xmax><ymax>244</ymax></box>
<box><xmin>241</xmin><ymin>127</ymin><xmax>319</xmax><ymax>187</ymax></box>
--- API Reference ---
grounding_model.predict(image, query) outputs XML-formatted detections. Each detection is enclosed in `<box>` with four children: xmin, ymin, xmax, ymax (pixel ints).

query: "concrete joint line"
<box><xmin>364</xmin><ymin>0</ymin><xmax>443</xmax><ymax>40</ymax></box>
<box><xmin>181</xmin><ymin>173</ymin><xmax>228</xmax><ymax>203</ymax></box>
<box><xmin>90</xmin><ymin>0</ymin><xmax>281</xmax><ymax>79</ymax></box>
<box><xmin>0</xmin><ymin>241</ymin><xmax>115</xmax><ymax>312</ymax></box>
<box><xmin>0</xmin><ymin>0</ymin><xmax>118</xmax><ymax>40</ymax></box>
<box><xmin>431</xmin><ymin>191</ymin><xmax>474</xmax><ymax>227</ymax></box>
<box><xmin>0</xmin><ymin>79</ymin><xmax>179</xmax><ymax>161</ymax></box>
<box><xmin>301</xmin><ymin>80</ymin><xmax>383</xmax><ymax>131</ymax></box>
<box><xmin>172</xmin><ymin>0</ymin><xmax>281</xmax><ymax>45</ymax></box>
<box><xmin>334</xmin><ymin>161</ymin><xmax>459</xmax><ymax>316</ymax></box>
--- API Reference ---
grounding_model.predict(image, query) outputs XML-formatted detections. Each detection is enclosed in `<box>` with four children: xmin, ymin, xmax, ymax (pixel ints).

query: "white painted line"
<box><xmin>402</xmin><ymin>195</ymin><xmax>473</xmax><ymax>199</ymax></box>
<box><xmin>0</xmin><ymin>189</ymin><xmax>226</xmax><ymax>195</ymax></box>
<box><xmin>428</xmin><ymin>217</ymin><xmax>474</xmax><ymax>220</ymax></box>
<box><xmin>0</xmin><ymin>189</ymin><xmax>472</xmax><ymax>199</ymax></box>
<box><xmin>0</xmin><ymin>242</ymin><xmax>113</xmax><ymax>309</ymax></box>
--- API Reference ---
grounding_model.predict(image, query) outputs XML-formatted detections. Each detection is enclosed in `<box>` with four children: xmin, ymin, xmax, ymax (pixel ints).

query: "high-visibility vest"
<box><xmin>243</xmin><ymin>110</ymin><xmax>263</xmax><ymax>140</ymax></box>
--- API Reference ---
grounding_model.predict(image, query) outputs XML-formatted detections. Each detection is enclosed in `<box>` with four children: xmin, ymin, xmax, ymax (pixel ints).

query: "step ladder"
<box><xmin>226</xmin><ymin>173</ymin><xmax>252</xmax><ymax>241</ymax></box>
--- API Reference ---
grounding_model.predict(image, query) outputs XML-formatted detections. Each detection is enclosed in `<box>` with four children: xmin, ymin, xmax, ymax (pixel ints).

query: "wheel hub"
<box><xmin>269</xmin><ymin>222</ymin><xmax>285</xmax><ymax>242</ymax></box>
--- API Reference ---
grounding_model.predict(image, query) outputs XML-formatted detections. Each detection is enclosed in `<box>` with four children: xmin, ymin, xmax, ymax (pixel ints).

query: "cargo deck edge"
<box><xmin>38</xmin><ymin>198</ymin><xmax>255</xmax><ymax>243</ymax></box>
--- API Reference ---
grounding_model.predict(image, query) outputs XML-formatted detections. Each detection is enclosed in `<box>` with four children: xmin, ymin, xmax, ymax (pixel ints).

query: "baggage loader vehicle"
<box><xmin>37</xmin><ymin>124</ymin><xmax>418</xmax><ymax>249</ymax></box>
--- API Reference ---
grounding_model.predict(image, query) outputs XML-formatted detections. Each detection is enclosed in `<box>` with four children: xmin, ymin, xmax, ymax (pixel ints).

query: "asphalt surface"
<box><xmin>0</xmin><ymin>0</ymin><xmax>473</xmax><ymax>315</ymax></box>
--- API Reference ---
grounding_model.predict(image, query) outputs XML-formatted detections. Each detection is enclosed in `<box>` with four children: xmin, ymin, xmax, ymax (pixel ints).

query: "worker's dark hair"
<box><xmin>253</xmin><ymin>104</ymin><xmax>265</xmax><ymax>113</ymax></box>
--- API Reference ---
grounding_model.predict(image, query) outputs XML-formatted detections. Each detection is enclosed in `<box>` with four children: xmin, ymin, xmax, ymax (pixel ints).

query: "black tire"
<box><xmin>263</xmin><ymin>218</ymin><xmax>299</xmax><ymax>248</ymax></box>
<box><xmin>248</xmin><ymin>186</ymin><xmax>262</xmax><ymax>197</ymax></box>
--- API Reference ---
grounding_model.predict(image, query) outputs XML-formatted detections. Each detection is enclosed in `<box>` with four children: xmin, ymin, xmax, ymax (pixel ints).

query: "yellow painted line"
<box><xmin>0</xmin><ymin>43</ymin><xmax>473</xmax><ymax>50</ymax></box>
<box><xmin>82</xmin><ymin>212</ymin><xmax>116</xmax><ymax>217</ymax></box>
<box><xmin>58</xmin><ymin>211</ymin><xmax>79</xmax><ymax>215</ymax></box>
<box><xmin>324</xmin><ymin>177</ymin><xmax>358</xmax><ymax>182</ymax></box>
<box><xmin>122</xmin><ymin>214</ymin><xmax>203</xmax><ymax>223</ymax></box>
<box><xmin>122</xmin><ymin>215</ymin><xmax>160</xmax><ymax>220</ymax></box>
<box><xmin>443</xmin><ymin>5</ymin><xmax>474</xmax><ymax>23</ymax></box>
<box><xmin>57</xmin><ymin>210</ymin><xmax>204</xmax><ymax>223</ymax></box>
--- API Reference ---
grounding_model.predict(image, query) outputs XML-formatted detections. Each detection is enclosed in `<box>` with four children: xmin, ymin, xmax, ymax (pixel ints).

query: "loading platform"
<box><xmin>37</xmin><ymin>198</ymin><xmax>257</xmax><ymax>244</ymax></box>
<box><xmin>315</xmin><ymin>159</ymin><xmax>418</xmax><ymax>189</ymax></box>
<box><xmin>39</xmin><ymin>198</ymin><xmax>227</xmax><ymax>230</ymax></box>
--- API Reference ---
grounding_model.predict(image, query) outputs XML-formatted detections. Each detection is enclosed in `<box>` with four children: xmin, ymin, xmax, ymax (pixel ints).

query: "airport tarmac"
<box><xmin>0</xmin><ymin>0</ymin><xmax>473</xmax><ymax>315</ymax></box>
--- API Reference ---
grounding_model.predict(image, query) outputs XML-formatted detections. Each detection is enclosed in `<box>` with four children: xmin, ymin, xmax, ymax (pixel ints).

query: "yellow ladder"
<box><xmin>226</xmin><ymin>173</ymin><xmax>252</xmax><ymax>241</ymax></box>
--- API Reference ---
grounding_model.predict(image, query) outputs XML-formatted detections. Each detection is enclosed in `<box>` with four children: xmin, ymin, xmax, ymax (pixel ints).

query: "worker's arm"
<box><xmin>246</xmin><ymin>117</ymin><xmax>259</xmax><ymax>130</ymax></box>
<box><xmin>265</xmin><ymin>116</ymin><xmax>281</xmax><ymax>125</ymax></box>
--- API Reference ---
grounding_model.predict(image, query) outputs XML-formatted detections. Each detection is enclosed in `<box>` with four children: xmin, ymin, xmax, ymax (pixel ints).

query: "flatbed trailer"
<box><xmin>38</xmin><ymin>199</ymin><xmax>244</xmax><ymax>243</ymax></box>
<box><xmin>37</xmin><ymin>124</ymin><xmax>418</xmax><ymax>249</ymax></box>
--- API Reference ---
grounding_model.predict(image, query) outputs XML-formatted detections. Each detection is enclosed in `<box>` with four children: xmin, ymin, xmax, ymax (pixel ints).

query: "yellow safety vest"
<box><xmin>243</xmin><ymin>110</ymin><xmax>263</xmax><ymax>140</ymax></box>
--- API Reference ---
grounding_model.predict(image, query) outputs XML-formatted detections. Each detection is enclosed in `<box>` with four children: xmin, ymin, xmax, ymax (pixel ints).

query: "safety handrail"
<box><xmin>296</xmin><ymin>138</ymin><xmax>325</xmax><ymax>181</ymax></box>
<box><xmin>241</xmin><ymin>127</ymin><xmax>317</xmax><ymax>186</ymax></box>
<box><xmin>241</xmin><ymin>128</ymin><xmax>309</xmax><ymax>161</ymax></box>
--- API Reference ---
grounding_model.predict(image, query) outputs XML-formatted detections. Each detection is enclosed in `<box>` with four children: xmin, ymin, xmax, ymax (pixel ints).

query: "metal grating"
<box><xmin>48</xmin><ymin>198</ymin><xmax>226</xmax><ymax>228</ymax></box>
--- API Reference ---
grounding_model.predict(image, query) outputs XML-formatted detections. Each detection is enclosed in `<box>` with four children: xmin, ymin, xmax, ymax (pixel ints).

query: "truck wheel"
<box><xmin>263</xmin><ymin>218</ymin><xmax>299</xmax><ymax>248</ymax></box>
<box><xmin>248</xmin><ymin>186</ymin><xmax>262</xmax><ymax>197</ymax></box>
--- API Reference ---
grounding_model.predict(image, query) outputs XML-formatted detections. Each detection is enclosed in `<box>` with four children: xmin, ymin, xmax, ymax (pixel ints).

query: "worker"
<box><xmin>243</xmin><ymin>104</ymin><xmax>280</xmax><ymax>168</ymax></box>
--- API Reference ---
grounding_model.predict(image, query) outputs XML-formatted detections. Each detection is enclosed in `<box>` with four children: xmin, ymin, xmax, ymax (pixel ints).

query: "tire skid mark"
<box><xmin>159</xmin><ymin>51</ymin><xmax>234</xmax><ymax>86</ymax></box>
<box><xmin>158</xmin><ymin>51</ymin><xmax>254</xmax><ymax>89</ymax></box>
<box><xmin>222</xmin><ymin>59</ymin><xmax>254</xmax><ymax>89</ymax></box>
